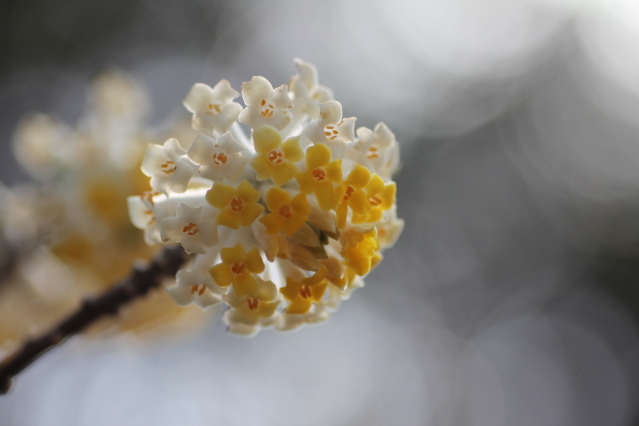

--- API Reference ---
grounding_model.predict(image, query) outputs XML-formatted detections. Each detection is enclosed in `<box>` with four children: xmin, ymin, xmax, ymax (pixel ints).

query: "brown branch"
<box><xmin>0</xmin><ymin>244</ymin><xmax>191</xmax><ymax>395</ymax></box>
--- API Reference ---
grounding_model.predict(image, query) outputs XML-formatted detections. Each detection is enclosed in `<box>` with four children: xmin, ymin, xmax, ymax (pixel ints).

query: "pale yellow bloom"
<box><xmin>206</xmin><ymin>180</ymin><xmax>264</xmax><ymax>229</ymax></box>
<box><xmin>259</xmin><ymin>187</ymin><xmax>310</xmax><ymax>237</ymax></box>
<box><xmin>295</xmin><ymin>144</ymin><xmax>342</xmax><ymax>210</ymax></box>
<box><xmin>249</xmin><ymin>125</ymin><xmax>303</xmax><ymax>186</ymax></box>
<box><xmin>280</xmin><ymin>266</ymin><xmax>328</xmax><ymax>314</ymax></box>
<box><xmin>209</xmin><ymin>244</ymin><xmax>265</xmax><ymax>299</ymax></box>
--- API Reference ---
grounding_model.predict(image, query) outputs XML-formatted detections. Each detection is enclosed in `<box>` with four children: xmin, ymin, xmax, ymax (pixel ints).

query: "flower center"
<box><xmin>160</xmin><ymin>161</ymin><xmax>176</xmax><ymax>174</ymax></box>
<box><xmin>247</xmin><ymin>297</ymin><xmax>260</xmax><ymax>310</ymax></box>
<box><xmin>140</xmin><ymin>191</ymin><xmax>156</xmax><ymax>207</ymax></box>
<box><xmin>278</xmin><ymin>204</ymin><xmax>292</xmax><ymax>219</ymax></box>
<box><xmin>231</xmin><ymin>262</ymin><xmax>246</xmax><ymax>274</ymax></box>
<box><xmin>267</xmin><ymin>150</ymin><xmax>283</xmax><ymax>164</ymax></box>
<box><xmin>324</xmin><ymin>125</ymin><xmax>339</xmax><ymax>141</ymax></box>
<box><xmin>300</xmin><ymin>284</ymin><xmax>312</xmax><ymax>299</ymax></box>
<box><xmin>207</xmin><ymin>103</ymin><xmax>222</xmax><ymax>115</ymax></box>
<box><xmin>212</xmin><ymin>152</ymin><xmax>228</xmax><ymax>165</ymax></box>
<box><xmin>190</xmin><ymin>284</ymin><xmax>206</xmax><ymax>296</ymax></box>
<box><xmin>260</xmin><ymin>99</ymin><xmax>275</xmax><ymax>117</ymax></box>
<box><xmin>182</xmin><ymin>222</ymin><xmax>200</xmax><ymax>235</ymax></box>
<box><xmin>230</xmin><ymin>197</ymin><xmax>244</xmax><ymax>212</ymax></box>
<box><xmin>369</xmin><ymin>195</ymin><xmax>382</xmax><ymax>207</ymax></box>
<box><xmin>343</xmin><ymin>186</ymin><xmax>354</xmax><ymax>201</ymax></box>
<box><xmin>367</xmin><ymin>146</ymin><xmax>379</xmax><ymax>159</ymax></box>
<box><xmin>311</xmin><ymin>168</ymin><xmax>326</xmax><ymax>181</ymax></box>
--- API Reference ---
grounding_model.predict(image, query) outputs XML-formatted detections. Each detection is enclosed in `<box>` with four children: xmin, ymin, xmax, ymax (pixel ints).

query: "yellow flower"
<box><xmin>206</xmin><ymin>180</ymin><xmax>264</xmax><ymax>229</ymax></box>
<box><xmin>341</xmin><ymin>228</ymin><xmax>381</xmax><ymax>276</ymax></box>
<box><xmin>280</xmin><ymin>266</ymin><xmax>328</xmax><ymax>314</ymax></box>
<box><xmin>335</xmin><ymin>164</ymin><xmax>373</xmax><ymax>229</ymax></box>
<box><xmin>223</xmin><ymin>277</ymin><xmax>280</xmax><ymax>335</ymax></box>
<box><xmin>259</xmin><ymin>187</ymin><xmax>310</xmax><ymax>236</ymax></box>
<box><xmin>209</xmin><ymin>244</ymin><xmax>265</xmax><ymax>299</ymax></box>
<box><xmin>249</xmin><ymin>125</ymin><xmax>304</xmax><ymax>186</ymax></box>
<box><xmin>351</xmin><ymin>174</ymin><xmax>396</xmax><ymax>225</ymax></box>
<box><xmin>295</xmin><ymin>143</ymin><xmax>342</xmax><ymax>210</ymax></box>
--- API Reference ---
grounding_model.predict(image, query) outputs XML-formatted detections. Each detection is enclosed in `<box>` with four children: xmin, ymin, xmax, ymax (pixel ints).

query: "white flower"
<box><xmin>273</xmin><ymin>305</ymin><xmax>331</xmax><ymax>332</ymax></box>
<box><xmin>289</xmin><ymin>58</ymin><xmax>333</xmax><ymax>120</ymax></box>
<box><xmin>183</xmin><ymin>80</ymin><xmax>243</xmax><ymax>134</ymax></box>
<box><xmin>303</xmin><ymin>101</ymin><xmax>356</xmax><ymax>159</ymax></box>
<box><xmin>12</xmin><ymin>114</ymin><xmax>79</xmax><ymax>180</ymax></box>
<box><xmin>187</xmin><ymin>132</ymin><xmax>249</xmax><ymax>183</ymax></box>
<box><xmin>222</xmin><ymin>276</ymin><xmax>280</xmax><ymax>336</ymax></box>
<box><xmin>158</xmin><ymin>203</ymin><xmax>218</xmax><ymax>254</ymax></box>
<box><xmin>141</xmin><ymin>138</ymin><xmax>197</xmax><ymax>194</ymax></box>
<box><xmin>372</xmin><ymin>206</ymin><xmax>404</xmax><ymax>250</ymax></box>
<box><xmin>238</xmin><ymin>76</ymin><xmax>293</xmax><ymax>131</ymax></box>
<box><xmin>167</xmin><ymin>269</ymin><xmax>226</xmax><ymax>309</ymax></box>
<box><xmin>346</xmin><ymin>122</ymin><xmax>398</xmax><ymax>177</ymax></box>
<box><xmin>128</xmin><ymin>192</ymin><xmax>181</xmax><ymax>245</ymax></box>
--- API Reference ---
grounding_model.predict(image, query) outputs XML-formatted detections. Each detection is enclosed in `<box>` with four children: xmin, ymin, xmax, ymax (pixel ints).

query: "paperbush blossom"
<box><xmin>2</xmin><ymin>70</ymin><xmax>211</xmax><ymax>347</ymax></box>
<box><xmin>129</xmin><ymin>59</ymin><xmax>404</xmax><ymax>336</ymax></box>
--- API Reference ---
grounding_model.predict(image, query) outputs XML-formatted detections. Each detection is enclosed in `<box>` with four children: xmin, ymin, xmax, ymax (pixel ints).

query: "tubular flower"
<box><xmin>223</xmin><ymin>277</ymin><xmax>280</xmax><ymax>336</ymax></box>
<box><xmin>188</xmin><ymin>132</ymin><xmax>249</xmax><ymax>183</ymax></box>
<box><xmin>351</xmin><ymin>174</ymin><xmax>396</xmax><ymax>225</ymax></box>
<box><xmin>158</xmin><ymin>203</ymin><xmax>218</xmax><ymax>254</ymax></box>
<box><xmin>238</xmin><ymin>76</ymin><xmax>293</xmax><ymax>131</ymax></box>
<box><xmin>346</xmin><ymin>123</ymin><xmax>399</xmax><ymax>178</ymax></box>
<box><xmin>182</xmin><ymin>80</ymin><xmax>243</xmax><ymax>134</ymax></box>
<box><xmin>280</xmin><ymin>266</ymin><xmax>328</xmax><ymax>314</ymax></box>
<box><xmin>250</xmin><ymin>125</ymin><xmax>304</xmax><ymax>186</ymax></box>
<box><xmin>206</xmin><ymin>180</ymin><xmax>264</xmax><ymax>229</ymax></box>
<box><xmin>289</xmin><ymin>58</ymin><xmax>334</xmax><ymax>120</ymax></box>
<box><xmin>336</xmin><ymin>164</ymin><xmax>373</xmax><ymax>229</ymax></box>
<box><xmin>141</xmin><ymin>138</ymin><xmax>197</xmax><ymax>195</ymax></box>
<box><xmin>295</xmin><ymin>143</ymin><xmax>343</xmax><ymax>211</ymax></box>
<box><xmin>168</xmin><ymin>269</ymin><xmax>226</xmax><ymax>309</ymax></box>
<box><xmin>260</xmin><ymin>187</ymin><xmax>310</xmax><ymax>237</ymax></box>
<box><xmin>303</xmin><ymin>101</ymin><xmax>356</xmax><ymax>159</ymax></box>
<box><xmin>209</xmin><ymin>244</ymin><xmax>265</xmax><ymax>299</ymax></box>
<box><xmin>128</xmin><ymin>59</ymin><xmax>403</xmax><ymax>335</ymax></box>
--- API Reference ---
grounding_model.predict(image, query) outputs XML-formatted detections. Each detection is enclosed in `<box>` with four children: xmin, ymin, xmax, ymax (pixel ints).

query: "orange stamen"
<box><xmin>247</xmin><ymin>298</ymin><xmax>259</xmax><ymax>310</ymax></box>
<box><xmin>182</xmin><ymin>223</ymin><xmax>200</xmax><ymax>235</ymax></box>
<box><xmin>311</xmin><ymin>168</ymin><xmax>326</xmax><ymax>181</ymax></box>
<box><xmin>212</xmin><ymin>152</ymin><xmax>228</xmax><ymax>165</ymax></box>
<box><xmin>267</xmin><ymin>150</ymin><xmax>283</xmax><ymax>164</ymax></box>
<box><xmin>231</xmin><ymin>262</ymin><xmax>246</xmax><ymax>274</ymax></box>
<box><xmin>278</xmin><ymin>204</ymin><xmax>292</xmax><ymax>219</ymax></box>
<box><xmin>300</xmin><ymin>284</ymin><xmax>312</xmax><ymax>298</ymax></box>
<box><xmin>230</xmin><ymin>197</ymin><xmax>244</xmax><ymax>212</ymax></box>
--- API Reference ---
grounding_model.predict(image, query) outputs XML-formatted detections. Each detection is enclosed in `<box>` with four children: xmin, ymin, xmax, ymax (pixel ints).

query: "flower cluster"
<box><xmin>129</xmin><ymin>59</ymin><xmax>403</xmax><ymax>335</ymax></box>
<box><xmin>1</xmin><ymin>70</ymin><xmax>209</xmax><ymax>349</ymax></box>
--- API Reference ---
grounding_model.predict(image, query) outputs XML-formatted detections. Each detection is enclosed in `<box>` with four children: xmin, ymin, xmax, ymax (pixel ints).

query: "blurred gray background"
<box><xmin>3</xmin><ymin>0</ymin><xmax>639</xmax><ymax>425</ymax></box>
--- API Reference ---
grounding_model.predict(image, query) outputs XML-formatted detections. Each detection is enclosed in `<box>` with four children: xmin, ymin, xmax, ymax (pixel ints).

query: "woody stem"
<box><xmin>0</xmin><ymin>244</ymin><xmax>191</xmax><ymax>395</ymax></box>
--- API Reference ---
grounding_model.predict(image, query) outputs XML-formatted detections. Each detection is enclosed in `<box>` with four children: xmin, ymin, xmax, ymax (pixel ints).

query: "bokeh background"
<box><xmin>2</xmin><ymin>0</ymin><xmax>639</xmax><ymax>425</ymax></box>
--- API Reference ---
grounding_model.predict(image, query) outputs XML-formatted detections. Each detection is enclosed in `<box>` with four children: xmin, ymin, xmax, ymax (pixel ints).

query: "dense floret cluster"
<box><xmin>129</xmin><ymin>59</ymin><xmax>403</xmax><ymax>335</ymax></box>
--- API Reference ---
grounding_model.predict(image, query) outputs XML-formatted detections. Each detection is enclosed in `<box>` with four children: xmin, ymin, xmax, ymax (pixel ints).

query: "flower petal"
<box><xmin>271</xmin><ymin>162</ymin><xmax>298</xmax><ymax>186</ymax></box>
<box><xmin>245</xmin><ymin>246</ymin><xmax>265</xmax><ymax>274</ymax></box>
<box><xmin>241</xmin><ymin>76</ymin><xmax>274</xmax><ymax>106</ymax></box>
<box><xmin>253</xmin><ymin>125</ymin><xmax>281</xmax><ymax>154</ymax></box>
<box><xmin>306</xmin><ymin>144</ymin><xmax>331</xmax><ymax>169</ymax></box>
<box><xmin>233</xmin><ymin>272</ymin><xmax>258</xmax><ymax>299</ymax></box>
<box><xmin>265</xmin><ymin>187</ymin><xmax>290</xmax><ymax>211</ymax></box>
<box><xmin>239</xmin><ymin>203</ymin><xmax>265</xmax><ymax>227</ymax></box>
<box><xmin>206</xmin><ymin>182</ymin><xmax>235</xmax><ymax>209</ymax></box>
<box><xmin>237</xmin><ymin>180</ymin><xmax>261</xmax><ymax>204</ymax></box>
<box><xmin>250</xmin><ymin>155</ymin><xmax>275</xmax><ymax>181</ymax></box>
<box><xmin>209</xmin><ymin>263</ymin><xmax>234</xmax><ymax>287</ymax></box>
<box><xmin>282</xmin><ymin>137</ymin><xmax>304</xmax><ymax>162</ymax></box>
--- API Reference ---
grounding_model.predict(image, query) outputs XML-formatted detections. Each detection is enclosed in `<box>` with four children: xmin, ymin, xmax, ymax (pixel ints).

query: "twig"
<box><xmin>0</xmin><ymin>244</ymin><xmax>191</xmax><ymax>395</ymax></box>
